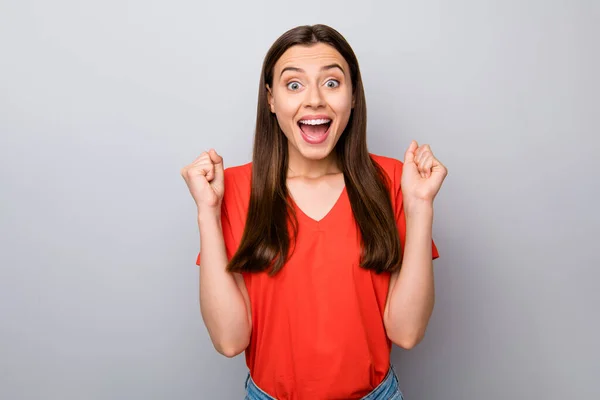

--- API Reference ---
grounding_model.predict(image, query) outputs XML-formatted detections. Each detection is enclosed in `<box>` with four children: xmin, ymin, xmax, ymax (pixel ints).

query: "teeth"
<box><xmin>299</xmin><ymin>118</ymin><xmax>331</xmax><ymax>125</ymax></box>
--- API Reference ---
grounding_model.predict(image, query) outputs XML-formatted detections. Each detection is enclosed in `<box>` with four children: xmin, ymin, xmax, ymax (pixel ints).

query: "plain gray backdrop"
<box><xmin>1</xmin><ymin>0</ymin><xmax>598</xmax><ymax>399</ymax></box>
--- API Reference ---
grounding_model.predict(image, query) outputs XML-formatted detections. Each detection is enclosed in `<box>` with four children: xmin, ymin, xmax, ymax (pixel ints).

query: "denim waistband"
<box><xmin>244</xmin><ymin>364</ymin><xmax>403</xmax><ymax>400</ymax></box>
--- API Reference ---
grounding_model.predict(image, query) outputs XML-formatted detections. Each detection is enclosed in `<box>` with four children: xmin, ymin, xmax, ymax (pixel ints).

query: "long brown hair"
<box><xmin>227</xmin><ymin>24</ymin><xmax>402</xmax><ymax>275</ymax></box>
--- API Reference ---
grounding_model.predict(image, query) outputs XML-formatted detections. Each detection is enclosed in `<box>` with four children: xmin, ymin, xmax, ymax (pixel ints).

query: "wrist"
<box><xmin>403</xmin><ymin>199</ymin><xmax>434</xmax><ymax>219</ymax></box>
<box><xmin>197</xmin><ymin>210</ymin><xmax>221</xmax><ymax>226</ymax></box>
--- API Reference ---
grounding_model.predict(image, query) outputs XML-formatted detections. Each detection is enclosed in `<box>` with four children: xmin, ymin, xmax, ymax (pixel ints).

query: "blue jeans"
<box><xmin>244</xmin><ymin>364</ymin><xmax>404</xmax><ymax>400</ymax></box>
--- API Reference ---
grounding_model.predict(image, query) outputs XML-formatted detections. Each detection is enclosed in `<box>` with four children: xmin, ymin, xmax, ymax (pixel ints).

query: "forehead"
<box><xmin>274</xmin><ymin>43</ymin><xmax>349</xmax><ymax>75</ymax></box>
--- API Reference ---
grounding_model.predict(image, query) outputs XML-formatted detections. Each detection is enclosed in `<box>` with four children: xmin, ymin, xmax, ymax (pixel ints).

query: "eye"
<box><xmin>325</xmin><ymin>79</ymin><xmax>340</xmax><ymax>88</ymax></box>
<box><xmin>287</xmin><ymin>81</ymin><xmax>302</xmax><ymax>91</ymax></box>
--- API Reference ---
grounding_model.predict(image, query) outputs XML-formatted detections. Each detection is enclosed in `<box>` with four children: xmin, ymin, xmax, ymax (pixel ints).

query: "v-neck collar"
<box><xmin>289</xmin><ymin>185</ymin><xmax>348</xmax><ymax>229</ymax></box>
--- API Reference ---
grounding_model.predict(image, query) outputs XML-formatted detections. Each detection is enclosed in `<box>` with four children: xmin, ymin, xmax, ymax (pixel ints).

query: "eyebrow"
<box><xmin>280</xmin><ymin>63</ymin><xmax>345</xmax><ymax>77</ymax></box>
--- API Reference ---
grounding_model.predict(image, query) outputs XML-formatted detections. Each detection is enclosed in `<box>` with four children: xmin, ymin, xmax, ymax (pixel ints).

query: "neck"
<box><xmin>286</xmin><ymin>145</ymin><xmax>341</xmax><ymax>179</ymax></box>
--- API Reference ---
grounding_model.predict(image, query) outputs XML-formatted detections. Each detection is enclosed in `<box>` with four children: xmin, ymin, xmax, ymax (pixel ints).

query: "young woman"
<box><xmin>181</xmin><ymin>24</ymin><xmax>447</xmax><ymax>400</ymax></box>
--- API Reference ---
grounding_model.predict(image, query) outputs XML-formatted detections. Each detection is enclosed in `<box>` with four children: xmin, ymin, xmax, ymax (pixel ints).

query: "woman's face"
<box><xmin>267</xmin><ymin>43</ymin><xmax>354</xmax><ymax>163</ymax></box>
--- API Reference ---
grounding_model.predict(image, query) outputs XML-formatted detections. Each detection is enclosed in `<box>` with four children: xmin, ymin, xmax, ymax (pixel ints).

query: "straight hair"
<box><xmin>227</xmin><ymin>24</ymin><xmax>402</xmax><ymax>275</ymax></box>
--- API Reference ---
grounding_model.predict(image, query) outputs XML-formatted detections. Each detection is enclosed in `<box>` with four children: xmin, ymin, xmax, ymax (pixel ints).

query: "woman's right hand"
<box><xmin>180</xmin><ymin>149</ymin><xmax>225</xmax><ymax>215</ymax></box>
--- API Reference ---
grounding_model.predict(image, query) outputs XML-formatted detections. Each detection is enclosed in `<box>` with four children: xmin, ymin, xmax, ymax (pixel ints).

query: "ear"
<box><xmin>351</xmin><ymin>94</ymin><xmax>355</xmax><ymax>109</ymax></box>
<box><xmin>266</xmin><ymin>84</ymin><xmax>275</xmax><ymax>113</ymax></box>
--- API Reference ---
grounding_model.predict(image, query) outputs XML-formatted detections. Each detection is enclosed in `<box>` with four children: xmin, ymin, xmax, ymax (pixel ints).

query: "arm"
<box><xmin>383</xmin><ymin>202</ymin><xmax>435</xmax><ymax>349</ymax></box>
<box><xmin>383</xmin><ymin>140</ymin><xmax>446</xmax><ymax>349</ymax></box>
<box><xmin>198</xmin><ymin>212</ymin><xmax>252</xmax><ymax>357</ymax></box>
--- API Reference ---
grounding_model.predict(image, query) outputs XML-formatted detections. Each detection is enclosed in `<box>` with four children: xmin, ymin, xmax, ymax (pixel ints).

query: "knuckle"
<box><xmin>186</xmin><ymin>168</ymin><xmax>197</xmax><ymax>177</ymax></box>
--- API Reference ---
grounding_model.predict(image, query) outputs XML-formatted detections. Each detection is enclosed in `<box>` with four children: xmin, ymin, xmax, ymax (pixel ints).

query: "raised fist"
<box><xmin>181</xmin><ymin>149</ymin><xmax>225</xmax><ymax>214</ymax></box>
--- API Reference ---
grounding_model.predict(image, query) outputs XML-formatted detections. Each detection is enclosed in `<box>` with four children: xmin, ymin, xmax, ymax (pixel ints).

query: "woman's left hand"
<box><xmin>401</xmin><ymin>140</ymin><xmax>448</xmax><ymax>207</ymax></box>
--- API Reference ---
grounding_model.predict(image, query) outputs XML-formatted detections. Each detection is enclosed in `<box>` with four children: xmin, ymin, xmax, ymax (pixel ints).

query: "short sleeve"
<box><xmin>392</xmin><ymin>160</ymin><xmax>440</xmax><ymax>260</ymax></box>
<box><xmin>195</xmin><ymin>168</ymin><xmax>245</xmax><ymax>266</ymax></box>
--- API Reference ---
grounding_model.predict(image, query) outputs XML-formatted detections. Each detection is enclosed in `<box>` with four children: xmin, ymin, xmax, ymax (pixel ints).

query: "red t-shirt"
<box><xmin>196</xmin><ymin>154</ymin><xmax>439</xmax><ymax>399</ymax></box>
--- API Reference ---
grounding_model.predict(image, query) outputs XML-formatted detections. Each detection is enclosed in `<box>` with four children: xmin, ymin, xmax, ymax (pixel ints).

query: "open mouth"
<box><xmin>297</xmin><ymin>118</ymin><xmax>332</xmax><ymax>144</ymax></box>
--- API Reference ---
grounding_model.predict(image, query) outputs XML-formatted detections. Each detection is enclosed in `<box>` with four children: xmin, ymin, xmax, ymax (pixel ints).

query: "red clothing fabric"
<box><xmin>196</xmin><ymin>154</ymin><xmax>439</xmax><ymax>399</ymax></box>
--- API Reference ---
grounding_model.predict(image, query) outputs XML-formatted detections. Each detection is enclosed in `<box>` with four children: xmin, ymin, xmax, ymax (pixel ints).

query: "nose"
<box><xmin>303</xmin><ymin>85</ymin><xmax>325</xmax><ymax>109</ymax></box>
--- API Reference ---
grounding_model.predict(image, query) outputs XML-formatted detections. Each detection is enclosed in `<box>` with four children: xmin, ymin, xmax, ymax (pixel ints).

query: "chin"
<box><xmin>294</xmin><ymin>135</ymin><xmax>337</xmax><ymax>160</ymax></box>
<box><xmin>298</xmin><ymin>147</ymin><xmax>333</xmax><ymax>160</ymax></box>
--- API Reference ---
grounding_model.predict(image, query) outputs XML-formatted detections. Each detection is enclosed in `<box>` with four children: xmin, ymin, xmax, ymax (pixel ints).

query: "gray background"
<box><xmin>1</xmin><ymin>0</ymin><xmax>598</xmax><ymax>399</ymax></box>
